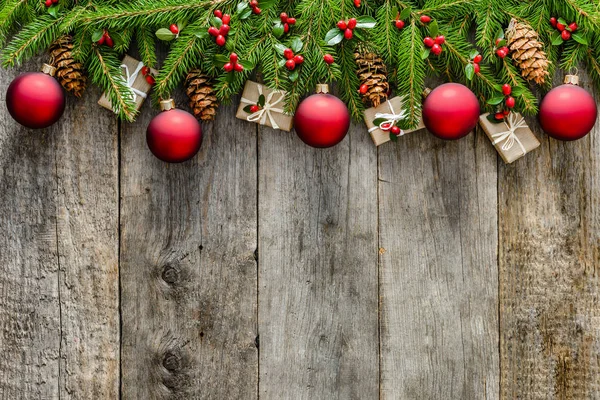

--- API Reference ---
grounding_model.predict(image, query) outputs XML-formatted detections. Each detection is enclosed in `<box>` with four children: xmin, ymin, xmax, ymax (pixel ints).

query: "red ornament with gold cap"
<box><xmin>422</xmin><ymin>83</ymin><xmax>480</xmax><ymax>140</ymax></box>
<box><xmin>294</xmin><ymin>84</ymin><xmax>350</xmax><ymax>148</ymax></box>
<box><xmin>539</xmin><ymin>73</ymin><xmax>598</xmax><ymax>141</ymax></box>
<box><xmin>146</xmin><ymin>99</ymin><xmax>203</xmax><ymax>163</ymax></box>
<box><xmin>6</xmin><ymin>63</ymin><xmax>65</xmax><ymax>129</ymax></box>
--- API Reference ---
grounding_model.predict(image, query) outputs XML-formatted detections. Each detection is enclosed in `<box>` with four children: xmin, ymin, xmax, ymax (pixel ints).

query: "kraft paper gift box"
<box><xmin>98</xmin><ymin>55</ymin><xmax>157</xmax><ymax>113</ymax></box>
<box><xmin>479</xmin><ymin>113</ymin><xmax>540</xmax><ymax>164</ymax></box>
<box><xmin>236</xmin><ymin>81</ymin><xmax>294</xmax><ymax>131</ymax></box>
<box><xmin>363</xmin><ymin>96</ymin><xmax>425</xmax><ymax>146</ymax></box>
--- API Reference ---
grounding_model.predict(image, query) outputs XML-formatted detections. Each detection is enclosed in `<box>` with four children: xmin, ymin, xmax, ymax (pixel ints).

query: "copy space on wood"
<box><xmin>120</xmin><ymin>100</ymin><xmax>258</xmax><ymax>399</ymax></box>
<box><xmin>378</xmin><ymin>129</ymin><xmax>500</xmax><ymax>399</ymax></box>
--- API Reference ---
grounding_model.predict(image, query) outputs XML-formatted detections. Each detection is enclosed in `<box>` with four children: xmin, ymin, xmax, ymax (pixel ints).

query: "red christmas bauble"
<box><xmin>539</xmin><ymin>83</ymin><xmax>598</xmax><ymax>141</ymax></box>
<box><xmin>422</xmin><ymin>83</ymin><xmax>480</xmax><ymax>140</ymax></box>
<box><xmin>146</xmin><ymin>107</ymin><xmax>202</xmax><ymax>163</ymax></box>
<box><xmin>294</xmin><ymin>90</ymin><xmax>350</xmax><ymax>148</ymax></box>
<box><xmin>6</xmin><ymin>71</ymin><xmax>65</xmax><ymax>129</ymax></box>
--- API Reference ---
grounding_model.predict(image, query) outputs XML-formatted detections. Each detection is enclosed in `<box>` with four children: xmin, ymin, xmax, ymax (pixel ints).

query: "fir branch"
<box><xmin>1</xmin><ymin>14</ymin><xmax>61</xmax><ymax>67</ymax></box>
<box><xmin>337</xmin><ymin>41</ymin><xmax>363</xmax><ymax>120</ymax></box>
<box><xmin>136</xmin><ymin>27</ymin><xmax>157</xmax><ymax>68</ymax></box>
<box><xmin>395</xmin><ymin>21</ymin><xmax>426</xmax><ymax>128</ymax></box>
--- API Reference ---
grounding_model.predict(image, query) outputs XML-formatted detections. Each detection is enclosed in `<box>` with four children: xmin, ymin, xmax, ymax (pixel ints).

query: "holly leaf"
<box><xmin>278</xmin><ymin>59</ymin><xmax>287</xmax><ymax>68</ymax></box>
<box><xmin>213</xmin><ymin>54</ymin><xmax>230</xmax><ymax>67</ymax></box>
<box><xmin>469</xmin><ymin>49</ymin><xmax>479</xmax><ymax>59</ymax></box>
<box><xmin>258</xmin><ymin>94</ymin><xmax>266</xmax><ymax>107</ymax></box>
<box><xmin>226</xmin><ymin>40</ymin><xmax>235</xmax><ymax>52</ymax></box>
<box><xmin>399</xmin><ymin>7</ymin><xmax>411</xmax><ymax>21</ymax></box>
<box><xmin>421</xmin><ymin>48</ymin><xmax>431</xmax><ymax>59</ymax></box>
<box><xmin>259</xmin><ymin>0</ymin><xmax>277</xmax><ymax>11</ymax></box>
<box><xmin>487</xmin><ymin>95</ymin><xmax>505</xmax><ymax>105</ymax></box>
<box><xmin>496</xmin><ymin>27</ymin><xmax>505</xmax><ymax>40</ymax></box>
<box><xmin>178</xmin><ymin>20</ymin><xmax>187</xmax><ymax>31</ymax></box>
<box><xmin>354</xmin><ymin>29</ymin><xmax>366</xmax><ymax>41</ymax></box>
<box><xmin>428</xmin><ymin>20</ymin><xmax>439</xmax><ymax>38</ymax></box>
<box><xmin>273</xmin><ymin>22</ymin><xmax>285</xmax><ymax>38</ymax></box>
<box><xmin>244</xmin><ymin>105</ymin><xmax>254</xmax><ymax>113</ymax></box>
<box><xmin>156</xmin><ymin>28</ymin><xmax>176</xmax><ymax>41</ymax></box>
<box><xmin>325</xmin><ymin>28</ymin><xmax>344</xmax><ymax>45</ymax></box>
<box><xmin>487</xmin><ymin>113</ymin><xmax>503</xmax><ymax>124</ymax></box>
<box><xmin>551</xmin><ymin>31</ymin><xmax>564</xmax><ymax>45</ymax></box>
<box><xmin>290</xmin><ymin>37</ymin><xmax>303</xmax><ymax>52</ymax></box>
<box><xmin>465</xmin><ymin>63</ymin><xmax>475</xmax><ymax>81</ymax></box>
<box><xmin>496</xmin><ymin>39</ymin><xmax>507</xmax><ymax>47</ymax></box>
<box><xmin>48</xmin><ymin>5</ymin><xmax>60</xmax><ymax>18</ymax></box>
<box><xmin>511</xmin><ymin>86</ymin><xmax>525</xmax><ymax>96</ymax></box>
<box><xmin>274</xmin><ymin>43</ymin><xmax>288</xmax><ymax>55</ymax></box>
<box><xmin>572</xmin><ymin>33</ymin><xmax>588</xmax><ymax>45</ymax></box>
<box><xmin>389</xmin><ymin>132</ymin><xmax>399</xmax><ymax>142</ymax></box>
<box><xmin>289</xmin><ymin>69</ymin><xmax>299</xmax><ymax>82</ymax></box>
<box><xmin>92</xmin><ymin>30</ymin><xmax>104</xmax><ymax>43</ymax></box>
<box><xmin>226</xmin><ymin>72</ymin><xmax>235</xmax><ymax>83</ymax></box>
<box><xmin>239</xmin><ymin>60</ymin><xmax>255</xmax><ymax>70</ymax></box>
<box><xmin>356</xmin><ymin>16</ymin><xmax>376</xmax><ymax>29</ymax></box>
<box><xmin>558</xmin><ymin>17</ymin><xmax>568</xmax><ymax>26</ymax></box>
<box><xmin>373</xmin><ymin>118</ymin><xmax>387</xmax><ymax>126</ymax></box>
<box><xmin>237</xmin><ymin>2</ymin><xmax>249</xmax><ymax>13</ymax></box>
<box><xmin>194</xmin><ymin>30</ymin><xmax>209</xmax><ymax>39</ymax></box>
<box><xmin>493</xmin><ymin>84</ymin><xmax>503</xmax><ymax>92</ymax></box>
<box><xmin>239</xmin><ymin>7</ymin><xmax>253</xmax><ymax>20</ymax></box>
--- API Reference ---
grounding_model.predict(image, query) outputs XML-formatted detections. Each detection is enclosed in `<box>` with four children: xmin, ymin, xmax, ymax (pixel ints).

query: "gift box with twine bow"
<box><xmin>479</xmin><ymin>112</ymin><xmax>540</xmax><ymax>164</ymax></box>
<box><xmin>98</xmin><ymin>55</ymin><xmax>157</xmax><ymax>113</ymax></box>
<box><xmin>363</xmin><ymin>96</ymin><xmax>425</xmax><ymax>146</ymax></box>
<box><xmin>235</xmin><ymin>81</ymin><xmax>293</xmax><ymax>131</ymax></box>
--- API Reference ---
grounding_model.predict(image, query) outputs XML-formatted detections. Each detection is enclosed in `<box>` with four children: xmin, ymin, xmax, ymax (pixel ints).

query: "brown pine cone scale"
<box><xmin>185</xmin><ymin>70</ymin><xmax>219</xmax><ymax>121</ymax></box>
<box><xmin>49</xmin><ymin>35</ymin><xmax>87</xmax><ymax>97</ymax></box>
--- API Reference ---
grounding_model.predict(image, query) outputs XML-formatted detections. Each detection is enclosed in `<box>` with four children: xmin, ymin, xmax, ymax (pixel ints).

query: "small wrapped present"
<box><xmin>363</xmin><ymin>96</ymin><xmax>425</xmax><ymax>146</ymax></box>
<box><xmin>479</xmin><ymin>113</ymin><xmax>540</xmax><ymax>164</ymax></box>
<box><xmin>236</xmin><ymin>81</ymin><xmax>293</xmax><ymax>131</ymax></box>
<box><xmin>98</xmin><ymin>55</ymin><xmax>157</xmax><ymax>113</ymax></box>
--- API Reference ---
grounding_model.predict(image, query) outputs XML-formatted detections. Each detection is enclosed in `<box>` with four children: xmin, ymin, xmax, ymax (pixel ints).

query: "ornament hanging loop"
<box><xmin>316</xmin><ymin>84</ymin><xmax>329</xmax><ymax>94</ymax></box>
<box><xmin>41</xmin><ymin>63</ymin><xmax>57</xmax><ymax>77</ymax></box>
<box><xmin>160</xmin><ymin>99</ymin><xmax>176</xmax><ymax>111</ymax></box>
<box><xmin>564</xmin><ymin>70</ymin><xmax>579</xmax><ymax>86</ymax></box>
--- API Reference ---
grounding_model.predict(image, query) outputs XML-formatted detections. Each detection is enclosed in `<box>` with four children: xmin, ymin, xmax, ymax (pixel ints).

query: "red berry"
<box><xmin>348</xmin><ymin>18</ymin><xmax>357</xmax><ymax>30</ymax></box>
<box><xmin>496</xmin><ymin>48</ymin><xmax>507</xmax><ymax>58</ymax></box>
<box><xmin>391</xmin><ymin>126</ymin><xmax>401</xmax><ymax>135</ymax></box>
<box><xmin>208</xmin><ymin>27</ymin><xmax>219</xmax><ymax>37</ymax></box>
<box><xmin>230</xmin><ymin>53</ymin><xmax>239</xmax><ymax>64</ymax></box>
<box><xmin>431</xmin><ymin>43</ymin><xmax>442</xmax><ymax>55</ymax></box>
<box><xmin>284</xmin><ymin>23</ymin><xmax>290</xmax><ymax>33</ymax></box>
<box><xmin>105</xmin><ymin>36</ymin><xmax>114</xmax><ymax>48</ymax></box>
<box><xmin>214</xmin><ymin>10</ymin><xmax>223</xmax><ymax>18</ymax></box>
<box><xmin>550</xmin><ymin>17</ymin><xmax>557</xmax><ymax>27</ymax></box>
<box><xmin>323</xmin><ymin>54</ymin><xmax>334</xmax><ymax>64</ymax></box>
<box><xmin>293</xmin><ymin>55</ymin><xmax>304</xmax><ymax>65</ymax></box>
<box><xmin>556</xmin><ymin>22</ymin><xmax>565</xmax><ymax>31</ymax></box>
<box><xmin>435</xmin><ymin>35</ymin><xmax>445</xmax><ymax>45</ymax></box>
<box><xmin>505</xmin><ymin>96</ymin><xmax>515</xmax><ymax>108</ymax></box>
<box><xmin>420</xmin><ymin>15</ymin><xmax>431</xmax><ymax>23</ymax></box>
<box><xmin>97</xmin><ymin>35</ymin><xmax>106</xmax><ymax>45</ymax></box>
<box><xmin>423</xmin><ymin>37</ymin><xmax>435</xmax><ymax>48</ymax></box>
<box><xmin>359</xmin><ymin>84</ymin><xmax>368</xmax><ymax>94</ymax></box>
<box><xmin>495</xmin><ymin>112</ymin><xmax>505</xmax><ymax>120</ymax></box>
<box><xmin>219</xmin><ymin>24</ymin><xmax>230</xmax><ymax>36</ymax></box>
<box><xmin>561</xmin><ymin>30</ymin><xmax>571</xmax><ymax>40</ymax></box>
<box><xmin>216</xmin><ymin>35</ymin><xmax>226</xmax><ymax>46</ymax></box>
<box><xmin>145</xmin><ymin>75</ymin><xmax>155</xmax><ymax>85</ymax></box>
<box><xmin>169</xmin><ymin>24</ymin><xmax>179</xmax><ymax>34</ymax></box>
<box><xmin>224</xmin><ymin>63</ymin><xmax>234</xmax><ymax>72</ymax></box>
<box><xmin>253</xmin><ymin>7</ymin><xmax>261</xmax><ymax>14</ymax></box>
<box><xmin>222</xmin><ymin>14</ymin><xmax>231</xmax><ymax>25</ymax></box>
<box><xmin>234</xmin><ymin>63</ymin><xmax>244</xmax><ymax>72</ymax></box>
<box><xmin>250</xmin><ymin>0</ymin><xmax>258</xmax><ymax>6</ymax></box>
<box><xmin>141</xmin><ymin>66</ymin><xmax>150</xmax><ymax>76</ymax></box>
<box><xmin>287</xmin><ymin>18</ymin><xmax>296</xmax><ymax>25</ymax></box>
<box><xmin>250</xmin><ymin>105</ymin><xmax>260</xmax><ymax>113</ymax></box>
<box><xmin>283</xmin><ymin>48</ymin><xmax>294</xmax><ymax>60</ymax></box>
<box><xmin>503</xmin><ymin>110</ymin><xmax>510</xmax><ymax>116</ymax></box>
<box><xmin>395</xmin><ymin>20</ymin><xmax>405</xmax><ymax>29</ymax></box>
<box><xmin>569</xmin><ymin>22</ymin><xmax>578</xmax><ymax>33</ymax></box>
<box><xmin>473</xmin><ymin>54</ymin><xmax>483</xmax><ymax>63</ymax></box>
<box><xmin>45</xmin><ymin>0</ymin><xmax>52</xmax><ymax>6</ymax></box>
<box><xmin>52</xmin><ymin>0</ymin><xmax>58</xmax><ymax>3</ymax></box>
<box><xmin>502</xmin><ymin>84</ymin><xmax>512</xmax><ymax>96</ymax></box>
<box><xmin>280</xmin><ymin>12</ymin><xmax>288</xmax><ymax>22</ymax></box>
<box><xmin>354</xmin><ymin>0</ymin><xmax>361</xmax><ymax>7</ymax></box>
<box><xmin>285</xmin><ymin>59</ymin><xmax>296</xmax><ymax>70</ymax></box>
<box><xmin>344</xmin><ymin>28</ymin><xmax>353</xmax><ymax>40</ymax></box>
<box><xmin>473</xmin><ymin>63</ymin><xmax>480</xmax><ymax>74</ymax></box>
<box><xmin>337</xmin><ymin>21</ymin><xmax>347</xmax><ymax>30</ymax></box>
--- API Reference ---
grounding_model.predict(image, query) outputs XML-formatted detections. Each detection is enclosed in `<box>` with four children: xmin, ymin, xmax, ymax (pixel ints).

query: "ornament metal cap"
<box><xmin>564</xmin><ymin>74</ymin><xmax>579</xmax><ymax>85</ymax></box>
<box><xmin>41</xmin><ymin>63</ymin><xmax>57</xmax><ymax>77</ymax></box>
<box><xmin>422</xmin><ymin>88</ymin><xmax>432</xmax><ymax>98</ymax></box>
<box><xmin>316</xmin><ymin>84</ymin><xmax>330</xmax><ymax>94</ymax></box>
<box><xmin>160</xmin><ymin>99</ymin><xmax>176</xmax><ymax>111</ymax></box>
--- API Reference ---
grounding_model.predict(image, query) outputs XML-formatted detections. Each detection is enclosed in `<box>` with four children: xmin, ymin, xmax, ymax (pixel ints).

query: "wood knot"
<box><xmin>162</xmin><ymin>352</ymin><xmax>182</xmax><ymax>372</ymax></box>
<box><xmin>161</xmin><ymin>265</ymin><xmax>180</xmax><ymax>285</ymax></box>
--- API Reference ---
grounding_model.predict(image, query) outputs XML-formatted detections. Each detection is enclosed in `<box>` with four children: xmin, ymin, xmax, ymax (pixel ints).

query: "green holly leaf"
<box><xmin>258</xmin><ymin>94</ymin><xmax>266</xmax><ymax>107</ymax></box>
<box><xmin>210</xmin><ymin>16</ymin><xmax>223</xmax><ymax>28</ymax></box>
<box><xmin>421</xmin><ymin>48</ymin><xmax>431</xmax><ymax>59</ymax></box>
<box><xmin>493</xmin><ymin>84</ymin><xmax>503</xmax><ymax>92</ymax></box>
<box><xmin>356</xmin><ymin>16</ymin><xmax>376</xmax><ymax>29</ymax></box>
<box><xmin>428</xmin><ymin>20</ymin><xmax>439</xmax><ymax>38</ymax></box>
<box><xmin>289</xmin><ymin>69</ymin><xmax>299</xmax><ymax>82</ymax></box>
<box><xmin>194</xmin><ymin>30</ymin><xmax>209</xmax><ymax>39</ymax></box>
<box><xmin>551</xmin><ymin>31</ymin><xmax>564</xmax><ymax>45</ymax></box>
<box><xmin>48</xmin><ymin>5</ymin><xmax>60</xmax><ymax>18</ymax></box>
<box><xmin>259</xmin><ymin>0</ymin><xmax>277</xmax><ymax>11</ymax></box>
<box><xmin>226</xmin><ymin>40</ymin><xmax>235</xmax><ymax>52</ymax></box>
<box><xmin>92</xmin><ymin>30</ymin><xmax>104</xmax><ymax>43</ymax></box>
<box><xmin>465</xmin><ymin>63</ymin><xmax>475</xmax><ymax>81</ymax></box>
<box><xmin>572</xmin><ymin>33</ymin><xmax>588</xmax><ymax>45</ymax></box>
<box><xmin>213</xmin><ymin>54</ymin><xmax>230</xmax><ymax>67</ymax></box>
<box><xmin>177</xmin><ymin>20</ymin><xmax>187</xmax><ymax>31</ymax></box>
<box><xmin>496</xmin><ymin>28</ymin><xmax>505</xmax><ymax>40</ymax></box>
<box><xmin>391</xmin><ymin>7</ymin><xmax>398</xmax><ymax>18</ymax></box>
<box><xmin>354</xmin><ymin>29</ymin><xmax>366</xmax><ymax>41</ymax></box>
<box><xmin>237</xmin><ymin>2</ymin><xmax>249</xmax><ymax>13</ymax></box>
<box><xmin>511</xmin><ymin>86</ymin><xmax>525</xmax><ymax>96</ymax></box>
<box><xmin>274</xmin><ymin>43</ymin><xmax>288</xmax><ymax>55</ymax></box>
<box><xmin>226</xmin><ymin>72</ymin><xmax>235</xmax><ymax>83</ymax></box>
<box><xmin>325</xmin><ymin>28</ymin><xmax>344</xmax><ymax>45</ymax></box>
<box><xmin>389</xmin><ymin>132</ymin><xmax>399</xmax><ymax>142</ymax></box>
<box><xmin>487</xmin><ymin>113</ymin><xmax>503</xmax><ymax>124</ymax></box>
<box><xmin>399</xmin><ymin>7</ymin><xmax>411</xmax><ymax>21</ymax></box>
<box><xmin>278</xmin><ymin>59</ymin><xmax>287</xmax><ymax>68</ymax></box>
<box><xmin>239</xmin><ymin>60</ymin><xmax>255</xmax><ymax>70</ymax></box>
<box><xmin>487</xmin><ymin>95</ymin><xmax>505</xmax><ymax>105</ymax></box>
<box><xmin>273</xmin><ymin>22</ymin><xmax>285</xmax><ymax>38</ymax></box>
<box><xmin>373</xmin><ymin>118</ymin><xmax>388</xmax><ymax>126</ymax></box>
<box><xmin>469</xmin><ymin>49</ymin><xmax>479</xmax><ymax>59</ymax></box>
<box><xmin>558</xmin><ymin>17</ymin><xmax>568</xmax><ymax>26</ymax></box>
<box><xmin>156</xmin><ymin>28</ymin><xmax>176</xmax><ymax>41</ymax></box>
<box><xmin>239</xmin><ymin>7</ymin><xmax>253</xmax><ymax>20</ymax></box>
<box><xmin>244</xmin><ymin>105</ymin><xmax>254</xmax><ymax>113</ymax></box>
<box><xmin>290</xmin><ymin>37</ymin><xmax>303</xmax><ymax>52</ymax></box>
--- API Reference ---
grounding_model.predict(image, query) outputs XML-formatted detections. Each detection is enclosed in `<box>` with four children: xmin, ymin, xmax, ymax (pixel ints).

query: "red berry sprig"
<box><xmin>282</xmin><ymin>48</ymin><xmax>304</xmax><ymax>71</ymax></box>
<box><xmin>337</xmin><ymin>18</ymin><xmax>358</xmax><ymax>40</ymax></box>
<box><xmin>550</xmin><ymin>16</ymin><xmax>579</xmax><ymax>42</ymax></box>
<box><xmin>323</xmin><ymin>54</ymin><xmax>335</xmax><ymax>65</ymax></box>
<box><xmin>96</xmin><ymin>30</ymin><xmax>114</xmax><ymax>48</ymax></box>
<box><xmin>208</xmin><ymin>10</ymin><xmax>231</xmax><ymax>47</ymax></box>
<box><xmin>494</xmin><ymin>38</ymin><xmax>509</xmax><ymax>59</ymax></box>
<box><xmin>420</xmin><ymin>15</ymin><xmax>431</xmax><ymax>24</ymax></box>
<box><xmin>279</xmin><ymin>13</ymin><xmax>297</xmax><ymax>34</ymax></box>
<box><xmin>250</xmin><ymin>0</ymin><xmax>261</xmax><ymax>15</ymax></box>
<box><xmin>489</xmin><ymin>84</ymin><xmax>519</xmax><ymax>120</ymax></box>
<box><xmin>140</xmin><ymin>65</ymin><xmax>155</xmax><ymax>85</ymax></box>
<box><xmin>224</xmin><ymin>53</ymin><xmax>244</xmax><ymax>72</ymax></box>
<box><xmin>424</xmin><ymin>35</ymin><xmax>444</xmax><ymax>56</ymax></box>
<box><xmin>44</xmin><ymin>0</ymin><xmax>58</xmax><ymax>7</ymax></box>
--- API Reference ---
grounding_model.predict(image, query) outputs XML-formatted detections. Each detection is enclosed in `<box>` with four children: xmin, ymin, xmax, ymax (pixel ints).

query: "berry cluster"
<box><xmin>494</xmin><ymin>84</ymin><xmax>516</xmax><ymax>120</ymax></box>
<box><xmin>323</xmin><ymin>54</ymin><xmax>335</xmax><ymax>65</ymax></box>
<box><xmin>249</xmin><ymin>0</ymin><xmax>261</xmax><ymax>15</ymax></box>
<box><xmin>279</xmin><ymin>13</ymin><xmax>297</xmax><ymax>34</ymax></box>
<box><xmin>424</xmin><ymin>35</ymin><xmax>445</xmax><ymax>56</ymax></box>
<box><xmin>470</xmin><ymin>53</ymin><xmax>483</xmax><ymax>74</ymax></box>
<box><xmin>44</xmin><ymin>0</ymin><xmax>58</xmax><ymax>6</ymax></box>
<box><xmin>550</xmin><ymin>17</ymin><xmax>578</xmax><ymax>41</ymax></box>
<box><xmin>140</xmin><ymin>66</ymin><xmax>155</xmax><ymax>85</ymax></box>
<box><xmin>223</xmin><ymin>53</ymin><xmax>244</xmax><ymax>72</ymax></box>
<box><xmin>96</xmin><ymin>30</ymin><xmax>114</xmax><ymax>48</ymax></box>
<box><xmin>337</xmin><ymin>18</ymin><xmax>358</xmax><ymax>40</ymax></box>
<box><xmin>283</xmin><ymin>48</ymin><xmax>304</xmax><ymax>70</ymax></box>
<box><xmin>208</xmin><ymin>10</ymin><xmax>231</xmax><ymax>47</ymax></box>
<box><xmin>495</xmin><ymin>38</ymin><xmax>509</xmax><ymax>59</ymax></box>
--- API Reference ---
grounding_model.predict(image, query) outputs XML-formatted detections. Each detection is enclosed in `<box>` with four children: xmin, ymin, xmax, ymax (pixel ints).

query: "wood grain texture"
<box><xmin>378</xmin><ymin>129</ymin><xmax>500</xmax><ymax>399</ymax></box>
<box><xmin>499</xmin><ymin>75</ymin><xmax>600</xmax><ymax>399</ymax></box>
<box><xmin>120</xmin><ymin>100</ymin><xmax>258</xmax><ymax>400</ymax></box>
<box><xmin>258</xmin><ymin>123</ymin><xmax>379</xmax><ymax>400</ymax></box>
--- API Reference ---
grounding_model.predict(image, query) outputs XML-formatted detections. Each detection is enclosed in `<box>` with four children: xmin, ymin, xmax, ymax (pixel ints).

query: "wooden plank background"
<box><xmin>0</xmin><ymin>61</ymin><xmax>599</xmax><ymax>399</ymax></box>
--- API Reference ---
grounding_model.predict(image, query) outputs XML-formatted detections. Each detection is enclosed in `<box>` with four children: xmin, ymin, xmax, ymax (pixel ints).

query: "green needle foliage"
<box><xmin>1</xmin><ymin>0</ymin><xmax>600</xmax><ymax>124</ymax></box>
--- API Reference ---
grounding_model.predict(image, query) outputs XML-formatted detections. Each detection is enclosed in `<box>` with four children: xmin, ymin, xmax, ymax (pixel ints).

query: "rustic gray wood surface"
<box><xmin>1</xmin><ymin>64</ymin><xmax>599</xmax><ymax>400</ymax></box>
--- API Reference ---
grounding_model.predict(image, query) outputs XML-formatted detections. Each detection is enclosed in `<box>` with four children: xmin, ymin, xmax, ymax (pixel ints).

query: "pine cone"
<box><xmin>49</xmin><ymin>35</ymin><xmax>87</xmax><ymax>97</ymax></box>
<box><xmin>506</xmin><ymin>19</ymin><xmax>550</xmax><ymax>85</ymax></box>
<box><xmin>185</xmin><ymin>70</ymin><xmax>219</xmax><ymax>121</ymax></box>
<box><xmin>354</xmin><ymin>47</ymin><xmax>389</xmax><ymax>108</ymax></box>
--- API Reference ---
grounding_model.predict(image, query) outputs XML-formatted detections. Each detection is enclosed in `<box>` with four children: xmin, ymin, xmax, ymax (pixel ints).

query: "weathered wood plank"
<box><xmin>258</xmin><ymin>123</ymin><xmax>379</xmax><ymax>399</ymax></box>
<box><xmin>499</xmin><ymin>76</ymin><xmax>600</xmax><ymax>399</ymax></box>
<box><xmin>120</xmin><ymin>100</ymin><xmax>258</xmax><ymax>399</ymax></box>
<box><xmin>378</xmin><ymin>130</ymin><xmax>500</xmax><ymax>399</ymax></box>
